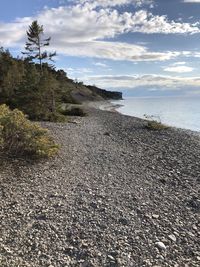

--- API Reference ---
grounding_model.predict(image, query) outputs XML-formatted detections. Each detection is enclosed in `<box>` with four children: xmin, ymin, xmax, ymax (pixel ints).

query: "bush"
<box><xmin>62</xmin><ymin>106</ymin><xmax>87</xmax><ymax>117</ymax></box>
<box><xmin>61</xmin><ymin>93</ymin><xmax>81</xmax><ymax>105</ymax></box>
<box><xmin>144</xmin><ymin>114</ymin><xmax>168</xmax><ymax>130</ymax></box>
<box><xmin>45</xmin><ymin>112</ymin><xmax>66</xmax><ymax>122</ymax></box>
<box><xmin>0</xmin><ymin>104</ymin><xmax>59</xmax><ymax>158</ymax></box>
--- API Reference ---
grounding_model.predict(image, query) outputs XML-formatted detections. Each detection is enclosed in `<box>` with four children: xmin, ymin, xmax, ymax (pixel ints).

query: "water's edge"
<box><xmin>110</xmin><ymin>97</ymin><xmax>200</xmax><ymax>133</ymax></box>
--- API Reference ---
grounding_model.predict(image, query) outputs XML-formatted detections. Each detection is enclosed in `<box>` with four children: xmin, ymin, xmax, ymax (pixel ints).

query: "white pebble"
<box><xmin>168</xmin><ymin>234</ymin><xmax>176</xmax><ymax>242</ymax></box>
<box><xmin>152</xmin><ymin>214</ymin><xmax>159</xmax><ymax>219</ymax></box>
<box><xmin>155</xmin><ymin>241</ymin><xmax>166</xmax><ymax>250</ymax></box>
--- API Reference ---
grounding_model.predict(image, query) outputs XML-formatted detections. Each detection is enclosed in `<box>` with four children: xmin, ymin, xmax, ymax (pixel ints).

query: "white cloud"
<box><xmin>93</xmin><ymin>62</ymin><xmax>108</xmax><ymax>67</ymax></box>
<box><xmin>183</xmin><ymin>0</ymin><xmax>200</xmax><ymax>3</ymax></box>
<box><xmin>193</xmin><ymin>52</ymin><xmax>200</xmax><ymax>57</ymax></box>
<box><xmin>128</xmin><ymin>11</ymin><xmax>200</xmax><ymax>34</ymax></box>
<box><xmin>172</xmin><ymin>61</ymin><xmax>186</xmax><ymax>66</ymax></box>
<box><xmin>51</xmin><ymin>40</ymin><xmax>182</xmax><ymax>61</ymax></box>
<box><xmin>81</xmin><ymin>74</ymin><xmax>200</xmax><ymax>89</ymax></box>
<box><xmin>0</xmin><ymin>2</ymin><xmax>200</xmax><ymax>62</ymax></box>
<box><xmin>163</xmin><ymin>65</ymin><xmax>194</xmax><ymax>73</ymax></box>
<box><xmin>0</xmin><ymin>21</ymin><xmax>28</xmax><ymax>46</ymax></box>
<box><xmin>35</xmin><ymin>7</ymin><xmax>200</xmax><ymax>43</ymax></box>
<box><xmin>77</xmin><ymin>0</ymin><xmax>154</xmax><ymax>8</ymax></box>
<box><xmin>67</xmin><ymin>67</ymin><xmax>93</xmax><ymax>74</ymax></box>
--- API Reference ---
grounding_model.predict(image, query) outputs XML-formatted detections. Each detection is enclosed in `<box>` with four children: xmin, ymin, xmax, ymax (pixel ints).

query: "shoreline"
<box><xmin>84</xmin><ymin>100</ymin><xmax>124</xmax><ymax>113</ymax></box>
<box><xmin>86</xmin><ymin>99</ymin><xmax>200</xmax><ymax>136</ymax></box>
<box><xmin>1</xmin><ymin>108</ymin><xmax>200</xmax><ymax>266</ymax></box>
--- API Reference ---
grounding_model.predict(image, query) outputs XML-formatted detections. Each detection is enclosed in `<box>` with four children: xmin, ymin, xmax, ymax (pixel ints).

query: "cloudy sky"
<box><xmin>1</xmin><ymin>0</ymin><xmax>200</xmax><ymax>96</ymax></box>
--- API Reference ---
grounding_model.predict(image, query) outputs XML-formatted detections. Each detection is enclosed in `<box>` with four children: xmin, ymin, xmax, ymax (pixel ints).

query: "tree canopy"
<box><xmin>22</xmin><ymin>20</ymin><xmax>56</xmax><ymax>72</ymax></box>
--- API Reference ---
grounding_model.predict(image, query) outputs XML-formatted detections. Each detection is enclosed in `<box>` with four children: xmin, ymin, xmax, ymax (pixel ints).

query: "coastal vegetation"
<box><xmin>0</xmin><ymin>46</ymin><xmax>80</xmax><ymax>121</ymax></box>
<box><xmin>61</xmin><ymin>105</ymin><xmax>87</xmax><ymax>117</ymax></box>
<box><xmin>144</xmin><ymin>114</ymin><xmax>168</xmax><ymax>130</ymax></box>
<box><xmin>0</xmin><ymin>47</ymin><xmax>121</xmax><ymax>121</ymax></box>
<box><xmin>22</xmin><ymin>20</ymin><xmax>56</xmax><ymax>72</ymax></box>
<box><xmin>0</xmin><ymin>21</ymin><xmax>121</xmax><ymax>157</ymax></box>
<box><xmin>0</xmin><ymin>104</ymin><xmax>59</xmax><ymax>158</ymax></box>
<box><xmin>0</xmin><ymin>22</ymin><xmax>121</xmax><ymax>122</ymax></box>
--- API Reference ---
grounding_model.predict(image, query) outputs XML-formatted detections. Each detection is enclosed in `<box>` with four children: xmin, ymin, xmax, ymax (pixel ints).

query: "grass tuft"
<box><xmin>144</xmin><ymin>114</ymin><xmax>168</xmax><ymax>131</ymax></box>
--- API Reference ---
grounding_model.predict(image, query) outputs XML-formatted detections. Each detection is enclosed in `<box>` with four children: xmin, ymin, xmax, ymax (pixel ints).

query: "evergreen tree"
<box><xmin>22</xmin><ymin>20</ymin><xmax>56</xmax><ymax>72</ymax></box>
<box><xmin>0</xmin><ymin>46</ymin><xmax>86</xmax><ymax>121</ymax></box>
<box><xmin>0</xmin><ymin>48</ymin><xmax>24</xmax><ymax>106</ymax></box>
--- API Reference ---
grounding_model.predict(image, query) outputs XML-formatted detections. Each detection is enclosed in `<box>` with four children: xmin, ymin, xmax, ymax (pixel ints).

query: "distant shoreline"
<box><xmin>96</xmin><ymin>97</ymin><xmax>200</xmax><ymax>134</ymax></box>
<box><xmin>84</xmin><ymin>100</ymin><xmax>123</xmax><ymax>112</ymax></box>
<box><xmin>85</xmin><ymin>99</ymin><xmax>200</xmax><ymax>136</ymax></box>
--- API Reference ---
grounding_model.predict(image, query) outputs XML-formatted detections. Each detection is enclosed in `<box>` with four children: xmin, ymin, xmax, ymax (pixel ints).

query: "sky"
<box><xmin>1</xmin><ymin>0</ymin><xmax>200</xmax><ymax>96</ymax></box>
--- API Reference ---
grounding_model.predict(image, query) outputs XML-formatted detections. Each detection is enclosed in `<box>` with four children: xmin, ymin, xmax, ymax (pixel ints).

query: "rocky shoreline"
<box><xmin>0</xmin><ymin>107</ymin><xmax>200</xmax><ymax>267</ymax></box>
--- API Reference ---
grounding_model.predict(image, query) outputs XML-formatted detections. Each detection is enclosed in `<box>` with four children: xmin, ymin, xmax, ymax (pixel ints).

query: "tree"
<box><xmin>0</xmin><ymin>48</ymin><xmax>24</xmax><ymax>106</ymax></box>
<box><xmin>22</xmin><ymin>20</ymin><xmax>56</xmax><ymax>72</ymax></box>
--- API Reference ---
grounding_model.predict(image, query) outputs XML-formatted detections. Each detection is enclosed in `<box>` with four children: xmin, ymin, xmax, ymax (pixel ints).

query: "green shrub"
<box><xmin>61</xmin><ymin>93</ymin><xmax>81</xmax><ymax>105</ymax></box>
<box><xmin>144</xmin><ymin>114</ymin><xmax>168</xmax><ymax>130</ymax></box>
<box><xmin>62</xmin><ymin>106</ymin><xmax>87</xmax><ymax>117</ymax></box>
<box><xmin>146</xmin><ymin>120</ymin><xmax>168</xmax><ymax>130</ymax></box>
<box><xmin>45</xmin><ymin>112</ymin><xmax>66</xmax><ymax>122</ymax></box>
<box><xmin>0</xmin><ymin>104</ymin><xmax>59</xmax><ymax>158</ymax></box>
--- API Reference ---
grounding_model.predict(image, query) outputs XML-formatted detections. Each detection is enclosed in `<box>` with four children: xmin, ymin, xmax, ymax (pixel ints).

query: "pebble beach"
<box><xmin>0</xmin><ymin>107</ymin><xmax>200</xmax><ymax>267</ymax></box>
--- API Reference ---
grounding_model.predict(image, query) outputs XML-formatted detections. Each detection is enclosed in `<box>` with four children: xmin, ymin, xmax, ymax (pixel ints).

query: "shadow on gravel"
<box><xmin>186</xmin><ymin>196</ymin><xmax>200</xmax><ymax>213</ymax></box>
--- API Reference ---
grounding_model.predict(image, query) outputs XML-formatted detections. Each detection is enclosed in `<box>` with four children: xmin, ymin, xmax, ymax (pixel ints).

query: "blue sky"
<box><xmin>1</xmin><ymin>0</ymin><xmax>200</xmax><ymax>96</ymax></box>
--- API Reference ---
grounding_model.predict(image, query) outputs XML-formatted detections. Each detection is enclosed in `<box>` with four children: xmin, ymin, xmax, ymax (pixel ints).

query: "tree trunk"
<box><xmin>38</xmin><ymin>36</ymin><xmax>43</xmax><ymax>73</ymax></box>
<box><xmin>51</xmin><ymin>90</ymin><xmax>56</xmax><ymax>113</ymax></box>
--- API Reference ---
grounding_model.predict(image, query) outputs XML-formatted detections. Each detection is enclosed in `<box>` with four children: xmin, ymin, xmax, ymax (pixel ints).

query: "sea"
<box><xmin>111</xmin><ymin>96</ymin><xmax>200</xmax><ymax>132</ymax></box>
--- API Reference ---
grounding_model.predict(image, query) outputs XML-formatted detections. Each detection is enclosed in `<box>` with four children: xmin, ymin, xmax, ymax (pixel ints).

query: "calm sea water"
<box><xmin>112</xmin><ymin>96</ymin><xmax>200</xmax><ymax>132</ymax></box>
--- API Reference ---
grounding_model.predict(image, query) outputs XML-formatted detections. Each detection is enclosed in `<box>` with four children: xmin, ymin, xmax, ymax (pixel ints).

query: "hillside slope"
<box><xmin>0</xmin><ymin>48</ymin><xmax>122</xmax><ymax>120</ymax></box>
<box><xmin>69</xmin><ymin>83</ymin><xmax>122</xmax><ymax>103</ymax></box>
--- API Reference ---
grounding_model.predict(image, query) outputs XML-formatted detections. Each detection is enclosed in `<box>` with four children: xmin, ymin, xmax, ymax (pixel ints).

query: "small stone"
<box><xmin>173</xmin><ymin>231</ymin><xmax>179</xmax><ymax>236</ymax></box>
<box><xmin>109</xmin><ymin>250</ymin><xmax>118</xmax><ymax>256</ymax></box>
<box><xmin>2</xmin><ymin>245</ymin><xmax>12</xmax><ymax>254</ymax></box>
<box><xmin>144</xmin><ymin>259</ymin><xmax>151</xmax><ymax>265</ymax></box>
<box><xmin>90</xmin><ymin>202</ymin><xmax>98</xmax><ymax>209</ymax></box>
<box><xmin>168</xmin><ymin>234</ymin><xmax>176</xmax><ymax>242</ymax></box>
<box><xmin>155</xmin><ymin>241</ymin><xmax>166</xmax><ymax>250</ymax></box>
<box><xmin>197</xmin><ymin>256</ymin><xmax>200</xmax><ymax>261</ymax></box>
<box><xmin>156</xmin><ymin>254</ymin><xmax>164</xmax><ymax>260</ymax></box>
<box><xmin>81</xmin><ymin>241</ymin><xmax>88</xmax><ymax>248</ymax></box>
<box><xmin>188</xmin><ymin>232</ymin><xmax>195</xmax><ymax>237</ymax></box>
<box><xmin>192</xmin><ymin>224</ymin><xmax>197</xmax><ymax>230</ymax></box>
<box><xmin>79</xmin><ymin>260</ymin><xmax>94</xmax><ymax>267</ymax></box>
<box><xmin>118</xmin><ymin>217</ymin><xmax>129</xmax><ymax>225</ymax></box>
<box><xmin>107</xmin><ymin>255</ymin><xmax>115</xmax><ymax>261</ymax></box>
<box><xmin>104</xmin><ymin>132</ymin><xmax>111</xmax><ymax>136</ymax></box>
<box><xmin>152</xmin><ymin>214</ymin><xmax>159</xmax><ymax>219</ymax></box>
<box><xmin>64</xmin><ymin>246</ymin><xmax>74</xmax><ymax>254</ymax></box>
<box><xmin>116</xmin><ymin>258</ymin><xmax>123</xmax><ymax>265</ymax></box>
<box><xmin>159</xmin><ymin>178</ymin><xmax>167</xmax><ymax>184</ymax></box>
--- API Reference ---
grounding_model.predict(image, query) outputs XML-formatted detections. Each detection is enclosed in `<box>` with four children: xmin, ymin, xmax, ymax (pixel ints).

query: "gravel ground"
<box><xmin>0</xmin><ymin>108</ymin><xmax>200</xmax><ymax>267</ymax></box>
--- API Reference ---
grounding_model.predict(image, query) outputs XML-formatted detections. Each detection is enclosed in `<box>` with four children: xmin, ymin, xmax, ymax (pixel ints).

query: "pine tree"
<box><xmin>0</xmin><ymin>48</ymin><xmax>24</xmax><ymax>106</ymax></box>
<box><xmin>22</xmin><ymin>20</ymin><xmax>56</xmax><ymax>72</ymax></box>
